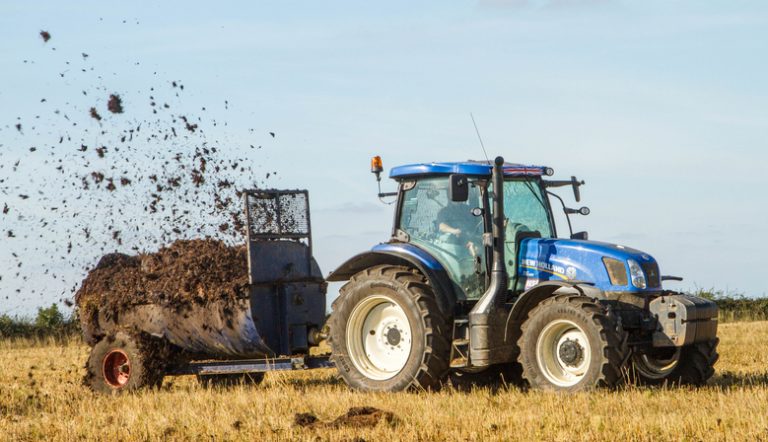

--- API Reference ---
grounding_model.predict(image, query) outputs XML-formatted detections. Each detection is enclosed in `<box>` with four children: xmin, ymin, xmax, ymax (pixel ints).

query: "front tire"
<box><xmin>518</xmin><ymin>295</ymin><xmax>628</xmax><ymax>391</ymax></box>
<box><xmin>329</xmin><ymin>265</ymin><xmax>451</xmax><ymax>392</ymax></box>
<box><xmin>630</xmin><ymin>338</ymin><xmax>719</xmax><ymax>386</ymax></box>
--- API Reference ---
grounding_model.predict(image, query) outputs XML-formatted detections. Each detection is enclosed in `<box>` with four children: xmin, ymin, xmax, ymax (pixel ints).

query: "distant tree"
<box><xmin>35</xmin><ymin>304</ymin><xmax>64</xmax><ymax>330</ymax></box>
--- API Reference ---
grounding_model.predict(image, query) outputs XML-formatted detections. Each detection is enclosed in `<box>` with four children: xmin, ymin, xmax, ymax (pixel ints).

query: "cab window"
<box><xmin>399</xmin><ymin>177</ymin><xmax>486</xmax><ymax>299</ymax></box>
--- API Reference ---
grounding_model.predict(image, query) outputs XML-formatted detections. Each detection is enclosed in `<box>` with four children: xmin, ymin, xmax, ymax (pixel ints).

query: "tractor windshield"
<box><xmin>498</xmin><ymin>179</ymin><xmax>554</xmax><ymax>238</ymax></box>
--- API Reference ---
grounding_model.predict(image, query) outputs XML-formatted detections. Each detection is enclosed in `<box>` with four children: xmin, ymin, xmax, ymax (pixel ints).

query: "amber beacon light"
<box><xmin>371</xmin><ymin>156</ymin><xmax>384</xmax><ymax>181</ymax></box>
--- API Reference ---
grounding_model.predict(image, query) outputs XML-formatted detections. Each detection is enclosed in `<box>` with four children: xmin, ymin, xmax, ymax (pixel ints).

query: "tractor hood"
<box><xmin>516</xmin><ymin>238</ymin><xmax>662</xmax><ymax>293</ymax></box>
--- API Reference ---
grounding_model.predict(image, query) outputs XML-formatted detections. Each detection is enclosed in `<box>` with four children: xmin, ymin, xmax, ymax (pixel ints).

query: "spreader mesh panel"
<box><xmin>246</xmin><ymin>190</ymin><xmax>310</xmax><ymax>239</ymax></box>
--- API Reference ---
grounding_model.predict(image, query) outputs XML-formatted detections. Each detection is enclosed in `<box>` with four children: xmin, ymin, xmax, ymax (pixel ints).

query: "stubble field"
<box><xmin>1</xmin><ymin>321</ymin><xmax>768</xmax><ymax>441</ymax></box>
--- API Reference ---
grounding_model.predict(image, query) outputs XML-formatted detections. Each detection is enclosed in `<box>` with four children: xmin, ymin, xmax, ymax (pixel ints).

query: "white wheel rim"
<box><xmin>633</xmin><ymin>349</ymin><xmax>681</xmax><ymax>380</ymax></box>
<box><xmin>346</xmin><ymin>295</ymin><xmax>412</xmax><ymax>381</ymax></box>
<box><xmin>535</xmin><ymin>319</ymin><xmax>592</xmax><ymax>387</ymax></box>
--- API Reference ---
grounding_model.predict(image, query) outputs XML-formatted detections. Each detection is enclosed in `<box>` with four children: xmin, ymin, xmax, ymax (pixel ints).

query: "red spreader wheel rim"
<box><xmin>103</xmin><ymin>349</ymin><xmax>131</xmax><ymax>388</ymax></box>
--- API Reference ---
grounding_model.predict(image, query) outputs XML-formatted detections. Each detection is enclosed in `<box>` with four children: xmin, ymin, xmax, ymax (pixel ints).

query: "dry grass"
<box><xmin>1</xmin><ymin>322</ymin><xmax>768</xmax><ymax>441</ymax></box>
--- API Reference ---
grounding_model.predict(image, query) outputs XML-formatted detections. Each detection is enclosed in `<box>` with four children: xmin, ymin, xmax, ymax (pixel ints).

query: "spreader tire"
<box><xmin>518</xmin><ymin>294</ymin><xmax>628</xmax><ymax>391</ymax></box>
<box><xmin>330</xmin><ymin>265</ymin><xmax>451</xmax><ymax>392</ymax></box>
<box><xmin>630</xmin><ymin>338</ymin><xmax>719</xmax><ymax>386</ymax></box>
<box><xmin>85</xmin><ymin>332</ymin><xmax>164</xmax><ymax>394</ymax></box>
<box><xmin>197</xmin><ymin>373</ymin><xmax>265</xmax><ymax>388</ymax></box>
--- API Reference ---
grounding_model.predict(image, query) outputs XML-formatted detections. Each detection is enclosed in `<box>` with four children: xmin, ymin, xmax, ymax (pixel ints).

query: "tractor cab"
<box><xmin>390</xmin><ymin>162</ymin><xmax>559</xmax><ymax>301</ymax></box>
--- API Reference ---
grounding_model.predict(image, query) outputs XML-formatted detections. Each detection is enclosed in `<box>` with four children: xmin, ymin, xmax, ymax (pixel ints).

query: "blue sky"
<box><xmin>1</xmin><ymin>1</ymin><xmax>767</xmax><ymax>315</ymax></box>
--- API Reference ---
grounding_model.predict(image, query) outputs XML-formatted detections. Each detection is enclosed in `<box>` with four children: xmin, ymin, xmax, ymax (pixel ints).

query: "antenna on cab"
<box><xmin>470</xmin><ymin>113</ymin><xmax>491</xmax><ymax>164</ymax></box>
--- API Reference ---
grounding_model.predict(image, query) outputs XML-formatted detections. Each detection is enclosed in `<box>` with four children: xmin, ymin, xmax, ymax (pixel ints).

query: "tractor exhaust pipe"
<box><xmin>467</xmin><ymin>156</ymin><xmax>508</xmax><ymax>367</ymax></box>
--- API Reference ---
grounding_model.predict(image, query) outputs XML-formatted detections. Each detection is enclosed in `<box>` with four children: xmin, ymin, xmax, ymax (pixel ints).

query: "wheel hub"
<box><xmin>535</xmin><ymin>319</ymin><xmax>592</xmax><ymax>387</ymax></box>
<box><xmin>558</xmin><ymin>338</ymin><xmax>584</xmax><ymax>367</ymax></box>
<box><xmin>386</xmin><ymin>327</ymin><xmax>402</xmax><ymax>346</ymax></box>
<box><xmin>102</xmin><ymin>349</ymin><xmax>131</xmax><ymax>388</ymax></box>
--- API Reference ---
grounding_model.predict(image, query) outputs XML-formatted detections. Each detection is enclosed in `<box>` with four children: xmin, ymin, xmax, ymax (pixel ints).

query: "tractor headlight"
<box><xmin>602</xmin><ymin>257</ymin><xmax>628</xmax><ymax>286</ymax></box>
<box><xmin>627</xmin><ymin>259</ymin><xmax>647</xmax><ymax>289</ymax></box>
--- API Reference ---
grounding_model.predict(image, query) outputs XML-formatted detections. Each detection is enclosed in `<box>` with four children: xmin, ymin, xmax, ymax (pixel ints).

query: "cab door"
<box><xmin>397</xmin><ymin>177</ymin><xmax>487</xmax><ymax>300</ymax></box>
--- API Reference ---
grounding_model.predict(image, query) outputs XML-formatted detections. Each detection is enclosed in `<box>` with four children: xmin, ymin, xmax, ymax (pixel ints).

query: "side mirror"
<box><xmin>571</xmin><ymin>231</ymin><xmax>589</xmax><ymax>240</ymax></box>
<box><xmin>542</xmin><ymin>176</ymin><xmax>585</xmax><ymax>202</ymax></box>
<box><xmin>449</xmin><ymin>174</ymin><xmax>469</xmax><ymax>202</ymax></box>
<box><xmin>564</xmin><ymin>206</ymin><xmax>590</xmax><ymax>216</ymax></box>
<box><xmin>571</xmin><ymin>176</ymin><xmax>585</xmax><ymax>202</ymax></box>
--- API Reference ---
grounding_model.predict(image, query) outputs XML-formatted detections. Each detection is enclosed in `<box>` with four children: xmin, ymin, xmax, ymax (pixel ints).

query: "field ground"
<box><xmin>1</xmin><ymin>322</ymin><xmax>768</xmax><ymax>441</ymax></box>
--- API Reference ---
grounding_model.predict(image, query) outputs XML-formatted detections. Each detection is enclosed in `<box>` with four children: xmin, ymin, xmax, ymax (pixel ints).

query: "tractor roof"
<box><xmin>389</xmin><ymin>161</ymin><xmax>550</xmax><ymax>179</ymax></box>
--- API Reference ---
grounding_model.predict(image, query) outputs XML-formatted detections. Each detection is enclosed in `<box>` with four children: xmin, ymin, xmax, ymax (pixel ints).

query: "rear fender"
<box><xmin>327</xmin><ymin>243</ymin><xmax>458</xmax><ymax>316</ymax></box>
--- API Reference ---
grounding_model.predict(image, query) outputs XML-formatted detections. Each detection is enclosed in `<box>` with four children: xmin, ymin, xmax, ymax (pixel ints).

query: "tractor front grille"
<box><xmin>641</xmin><ymin>261</ymin><xmax>661</xmax><ymax>289</ymax></box>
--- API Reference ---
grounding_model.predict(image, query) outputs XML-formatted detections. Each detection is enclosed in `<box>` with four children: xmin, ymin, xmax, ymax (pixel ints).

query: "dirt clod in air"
<box><xmin>294</xmin><ymin>407</ymin><xmax>396</xmax><ymax>430</ymax></box>
<box><xmin>40</xmin><ymin>31</ymin><xmax>51</xmax><ymax>42</ymax></box>
<box><xmin>180</xmin><ymin>116</ymin><xmax>198</xmax><ymax>132</ymax></box>
<box><xmin>89</xmin><ymin>107</ymin><xmax>102</xmax><ymax>121</ymax></box>
<box><xmin>107</xmin><ymin>94</ymin><xmax>123</xmax><ymax>114</ymax></box>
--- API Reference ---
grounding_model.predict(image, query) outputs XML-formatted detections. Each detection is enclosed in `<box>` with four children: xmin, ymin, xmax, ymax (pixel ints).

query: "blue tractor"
<box><xmin>327</xmin><ymin>156</ymin><xmax>719</xmax><ymax>392</ymax></box>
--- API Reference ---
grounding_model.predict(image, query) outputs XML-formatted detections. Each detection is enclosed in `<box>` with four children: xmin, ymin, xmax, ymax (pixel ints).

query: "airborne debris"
<box><xmin>40</xmin><ymin>30</ymin><xmax>51</xmax><ymax>42</ymax></box>
<box><xmin>2</xmin><ymin>34</ymin><xmax>278</xmax><ymax>313</ymax></box>
<box><xmin>107</xmin><ymin>94</ymin><xmax>123</xmax><ymax>114</ymax></box>
<box><xmin>179</xmin><ymin>116</ymin><xmax>198</xmax><ymax>132</ymax></box>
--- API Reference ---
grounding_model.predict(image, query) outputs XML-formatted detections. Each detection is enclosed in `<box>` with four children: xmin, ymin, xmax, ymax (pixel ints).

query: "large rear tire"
<box><xmin>85</xmin><ymin>332</ymin><xmax>164</xmax><ymax>394</ymax></box>
<box><xmin>518</xmin><ymin>294</ymin><xmax>628</xmax><ymax>391</ymax></box>
<box><xmin>630</xmin><ymin>338</ymin><xmax>719</xmax><ymax>386</ymax></box>
<box><xmin>329</xmin><ymin>265</ymin><xmax>451</xmax><ymax>392</ymax></box>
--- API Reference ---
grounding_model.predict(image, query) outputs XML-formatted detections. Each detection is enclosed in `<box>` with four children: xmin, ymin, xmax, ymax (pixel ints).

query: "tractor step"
<box><xmin>450</xmin><ymin>319</ymin><xmax>470</xmax><ymax>368</ymax></box>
